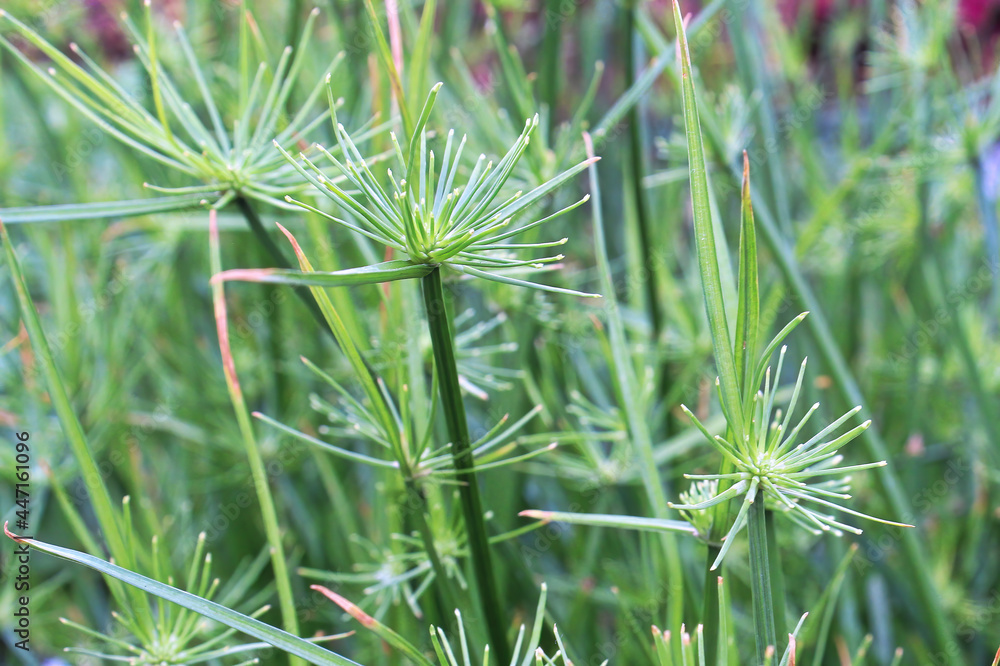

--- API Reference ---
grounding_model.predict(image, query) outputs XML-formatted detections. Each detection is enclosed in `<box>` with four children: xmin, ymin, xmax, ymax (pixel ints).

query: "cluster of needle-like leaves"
<box><xmin>675</xmin><ymin>334</ymin><xmax>913</xmax><ymax>570</ymax></box>
<box><xmin>57</xmin><ymin>531</ymin><xmax>346</xmax><ymax>664</ymax></box>
<box><xmin>312</xmin><ymin>583</ymin><xmax>594</xmax><ymax>666</ymax></box>
<box><xmin>255</xmin><ymin>352</ymin><xmax>553</xmax><ymax>486</ymax></box>
<box><xmin>0</xmin><ymin>5</ymin><xmax>365</xmax><ymax>216</ymax></box>
<box><xmin>276</xmin><ymin>83</ymin><xmax>600</xmax><ymax>297</ymax></box>
<box><xmin>652</xmin><ymin>611</ymin><xmax>807</xmax><ymax>666</ymax></box>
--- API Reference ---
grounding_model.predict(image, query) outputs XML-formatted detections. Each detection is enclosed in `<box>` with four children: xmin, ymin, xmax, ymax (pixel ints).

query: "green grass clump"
<box><xmin>1</xmin><ymin>1</ymin><xmax>998</xmax><ymax>665</ymax></box>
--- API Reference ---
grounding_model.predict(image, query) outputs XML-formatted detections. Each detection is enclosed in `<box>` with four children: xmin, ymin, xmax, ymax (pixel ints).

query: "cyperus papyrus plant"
<box><xmin>272</xmin><ymin>82</ymin><xmax>598</xmax><ymax>296</ymax></box>
<box><xmin>522</xmin><ymin>3</ymin><xmax>912</xmax><ymax>664</ymax></box>
<box><xmin>668</xmin><ymin>1</ymin><xmax>911</xmax><ymax>661</ymax></box>
<box><xmin>213</xmin><ymin>80</ymin><xmax>598</xmax><ymax>661</ymax></box>
<box><xmin>0</xmin><ymin>5</ymin><xmax>350</xmax><ymax>217</ymax></box>
<box><xmin>0</xmin><ymin>4</ymin><xmax>387</xmax><ymax>337</ymax></box>
<box><xmin>1</xmin><ymin>219</ymin><xmax>358</xmax><ymax>665</ymax></box>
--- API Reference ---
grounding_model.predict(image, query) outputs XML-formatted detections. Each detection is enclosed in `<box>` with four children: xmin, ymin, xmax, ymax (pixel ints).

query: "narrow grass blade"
<box><xmin>406</xmin><ymin>0</ymin><xmax>438</xmax><ymax>119</ymax></box>
<box><xmin>734</xmin><ymin>151</ymin><xmax>759</xmax><ymax>396</ymax></box>
<box><xmin>671</xmin><ymin>0</ymin><xmax>743</xmax><ymax>434</ymax></box>
<box><xmin>311</xmin><ymin>585</ymin><xmax>434</xmax><ymax>666</ymax></box>
<box><xmin>0</xmin><ymin>195</ymin><xmax>208</xmax><ymax>223</ymax></box>
<box><xmin>212</xmin><ymin>260</ymin><xmax>433</xmax><ymax>288</ymax></box>
<box><xmin>585</xmin><ymin>133</ymin><xmax>686</xmax><ymax>634</ymax></box>
<box><xmin>519</xmin><ymin>510</ymin><xmax>697</xmax><ymax>535</ymax></box>
<box><xmin>363</xmin><ymin>0</ymin><xmax>411</xmax><ymax>134</ymax></box>
<box><xmin>4</xmin><ymin>526</ymin><xmax>359</xmax><ymax>666</ymax></box>
<box><xmin>209</xmin><ymin>211</ymin><xmax>303</xmax><ymax>665</ymax></box>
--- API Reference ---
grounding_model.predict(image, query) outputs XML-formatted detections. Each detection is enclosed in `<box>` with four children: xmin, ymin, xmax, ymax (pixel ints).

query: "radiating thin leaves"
<box><xmin>4</xmin><ymin>526</ymin><xmax>360</xmax><ymax>666</ymax></box>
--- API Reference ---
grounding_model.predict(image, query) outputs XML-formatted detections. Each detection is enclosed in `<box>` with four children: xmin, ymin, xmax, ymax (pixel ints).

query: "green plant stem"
<box><xmin>702</xmin><ymin>544</ymin><xmax>722</xmax><ymax>666</ymax></box>
<box><xmin>748</xmin><ymin>493</ymin><xmax>776</xmax><ymax>664</ymax></box>
<box><xmin>623</xmin><ymin>2</ymin><xmax>662</xmax><ymax>337</ymax></box>
<box><xmin>210</xmin><ymin>217</ymin><xmax>303</xmax><ymax>666</ymax></box>
<box><xmin>420</xmin><ymin>267</ymin><xmax>510</xmax><ymax>664</ymax></box>
<box><xmin>235</xmin><ymin>195</ymin><xmax>335</xmax><ymax>342</ymax></box>
<box><xmin>539</xmin><ymin>0</ymin><xmax>562</xmax><ymax>134</ymax></box>
<box><xmin>587</xmin><ymin>141</ymin><xmax>685</xmax><ymax>643</ymax></box>
<box><xmin>765</xmin><ymin>509</ymin><xmax>788</xmax><ymax>656</ymax></box>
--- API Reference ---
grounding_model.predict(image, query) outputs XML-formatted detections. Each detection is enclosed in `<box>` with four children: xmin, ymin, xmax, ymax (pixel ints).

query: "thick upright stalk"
<box><xmin>748</xmin><ymin>493</ymin><xmax>777</xmax><ymax>664</ymax></box>
<box><xmin>702</xmin><ymin>544</ymin><xmax>722</xmax><ymax>666</ymax></box>
<box><xmin>765</xmin><ymin>509</ymin><xmax>788</xmax><ymax>656</ymax></box>
<box><xmin>421</xmin><ymin>267</ymin><xmax>510</xmax><ymax>664</ymax></box>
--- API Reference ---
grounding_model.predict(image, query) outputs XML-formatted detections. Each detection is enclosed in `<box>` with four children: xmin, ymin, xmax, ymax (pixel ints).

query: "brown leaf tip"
<box><xmin>4</xmin><ymin>521</ymin><xmax>25</xmax><ymax>542</ymax></box>
<box><xmin>311</xmin><ymin>585</ymin><xmax>377</xmax><ymax>629</ymax></box>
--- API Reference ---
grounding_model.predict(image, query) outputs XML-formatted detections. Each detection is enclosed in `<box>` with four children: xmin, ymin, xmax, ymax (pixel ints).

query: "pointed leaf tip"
<box><xmin>4</xmin><ymin>521</ymin><xmax>28</xmax><ymax>542</ymax></box>
<box><xmin>275</xmin><ymin>222</ymin><xmax>305</xmax><ymax>259</ymax></box>
<box><xmin>311</xmin><ymin>585</ymin><xmax>377</xmax><ymax>629</ymax></box>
